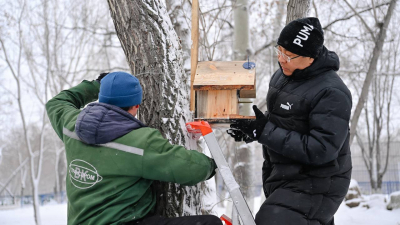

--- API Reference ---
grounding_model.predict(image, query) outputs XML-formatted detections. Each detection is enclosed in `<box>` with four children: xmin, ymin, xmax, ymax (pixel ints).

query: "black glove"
<box><xmin>96</xmin><ymin>72</ymin><xmax>109</xmax><ymax>83</ymax></box>
<box><xmin>226</xmin><ymin>128</ymin><xmax>255</xmax><ymax>143</ymax></box>
<box><xmin>206</xmin><ymin>158</ymin><xmax>218</xmax><ymax>180</ymax></box>
<box><xmin>227</xmin><ymin>105</ymin><xmax>269</xmax><ymax>142</ymax></box>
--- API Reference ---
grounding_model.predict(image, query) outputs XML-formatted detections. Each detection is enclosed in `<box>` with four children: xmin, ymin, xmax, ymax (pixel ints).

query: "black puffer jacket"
<box><xmin>255</xmin><ymin>47</ymin><xmax>352</xmax><ymax>225</ymax></box>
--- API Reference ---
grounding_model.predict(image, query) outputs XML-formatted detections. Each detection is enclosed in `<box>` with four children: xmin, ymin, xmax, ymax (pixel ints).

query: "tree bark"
<box><xmin>107</xmin><ymin>0</ymin><xmax>201</xmax><ymax>217</ymax></box>
<box><xmin>286</xmin><ymin>0</ymin><xmax>311</xmax><ymax>24</ymax></box>
<box><xmin>165</xmin><ymin>0</ymin><xmax>191</xmax><ymax>68</ymax></box>
<box><xmin>349</xmin><ymin>0</ymin><xmax>397</xmax><ymax>144</ymax></box>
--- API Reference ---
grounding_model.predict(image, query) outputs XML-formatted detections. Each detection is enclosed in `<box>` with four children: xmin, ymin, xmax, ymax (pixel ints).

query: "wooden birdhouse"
<box><xmin>193</xmin><ymin>61</ymin><xmax>256</xmax><ymax>120</ymax></box>
<box><xmin>189</xmin><ymin>0</ymin><xmax>256</xmax><ymax>122</ymax></box>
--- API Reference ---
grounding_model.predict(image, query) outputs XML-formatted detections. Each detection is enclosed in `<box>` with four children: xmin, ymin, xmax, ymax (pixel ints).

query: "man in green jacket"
<box><xmin>46</xmin><ymin>71</ymin><xmax>222</xmax><ymax>225</ymax></box>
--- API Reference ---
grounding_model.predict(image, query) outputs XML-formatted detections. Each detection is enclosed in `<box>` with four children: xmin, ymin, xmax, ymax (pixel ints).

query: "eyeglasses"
<box><xmin>274</xmin><ymin>45</ymin><xmax>301</xmax><ymax>62</ymax></box>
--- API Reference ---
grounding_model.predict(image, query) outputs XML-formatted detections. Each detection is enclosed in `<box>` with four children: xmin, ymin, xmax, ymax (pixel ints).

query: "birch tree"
<box><xmin>107</xmin><ymin>0</ymin><xmax>202</xmax><ymax>216</ymax></box>
<box><xmin>0</xmin><ymin>1</ymin><xmax>46</xmax><ymax>222</ymax></box>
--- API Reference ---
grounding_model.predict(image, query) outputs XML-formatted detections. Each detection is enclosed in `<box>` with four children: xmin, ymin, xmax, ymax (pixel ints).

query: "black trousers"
<box><xmin>131</xmin><ymin>215</ymin><xmax>223</xmax><ymax>225</ymax></box>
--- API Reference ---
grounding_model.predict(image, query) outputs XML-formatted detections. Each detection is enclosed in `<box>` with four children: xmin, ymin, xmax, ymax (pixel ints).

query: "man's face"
<box><xmin>276</xmin><ymin>46</ymin><xmax>314</xmax><ymax>76</ymax></box>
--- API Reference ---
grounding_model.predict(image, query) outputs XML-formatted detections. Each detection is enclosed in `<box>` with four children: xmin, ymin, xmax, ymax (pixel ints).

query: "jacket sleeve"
<box><xmin>45</xmin><ymin>80</ymin><xmax>100</xmax><ymax>140</ymax></box>
<box><xmin>142</xmin><ymin>129</ymin><xmax>216</xmax><ymax>186</ymax></box>
<box><xmin>258</xmin><ymin>87</ymin><xmax>352</xmax><ymax>166</ymax></box>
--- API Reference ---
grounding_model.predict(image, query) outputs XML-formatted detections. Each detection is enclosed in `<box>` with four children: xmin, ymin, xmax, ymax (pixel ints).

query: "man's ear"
<box><xmin>308</xmin><ymin>57</ymin><xmax>315</xmax><ymax>66</ymax></box>
<box><xmin>134</xmin><ymin>105</ymin><xmax>140</xmax><ymax>109</ymax></box>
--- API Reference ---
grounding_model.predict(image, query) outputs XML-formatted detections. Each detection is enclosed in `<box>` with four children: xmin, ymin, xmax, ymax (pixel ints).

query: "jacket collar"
<box><xmin>75</xmin><ymin>102</ymin><xmax>146</xmax><ymax>145</ymax></box>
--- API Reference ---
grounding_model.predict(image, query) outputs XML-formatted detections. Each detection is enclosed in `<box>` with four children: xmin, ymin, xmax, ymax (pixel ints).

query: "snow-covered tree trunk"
<box><xmin>107</xmin><ymin>0</ymin><xmax>202</xmax><ymax>217</ymax></box>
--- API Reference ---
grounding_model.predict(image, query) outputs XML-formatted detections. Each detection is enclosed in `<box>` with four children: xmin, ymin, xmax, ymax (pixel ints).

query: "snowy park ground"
<box><xmin>1</xmin><ymin>195</ymin><xmax>400</xmax><ymax>225</ymax></box>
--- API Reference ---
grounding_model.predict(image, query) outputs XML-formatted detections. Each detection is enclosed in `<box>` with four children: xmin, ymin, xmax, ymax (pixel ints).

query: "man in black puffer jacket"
<box><xmin>228</xmin><ymin>17</ymin><xmax>352</xmax><ymax>225</ymax></box>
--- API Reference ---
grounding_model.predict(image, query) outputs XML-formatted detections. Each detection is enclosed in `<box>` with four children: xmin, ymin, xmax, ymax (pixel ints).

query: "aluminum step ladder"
<box><xmin>186</xmin><ymin>121</ymin><xmax>256</xmax><ymax>225</ymax></box>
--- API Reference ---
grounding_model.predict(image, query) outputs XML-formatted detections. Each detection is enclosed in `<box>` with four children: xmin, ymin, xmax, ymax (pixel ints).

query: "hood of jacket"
<box><xmin>75</xmin><ymin>102</ymin><xmax>146</xmax><ymax>145</ymax></box>
<box><xmin>279</xmin><ymin>46</ymin><xmax>340</xmax><ymax>80</ymax></box>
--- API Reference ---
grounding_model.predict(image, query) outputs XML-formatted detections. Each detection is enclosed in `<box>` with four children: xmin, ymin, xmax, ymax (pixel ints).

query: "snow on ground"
<box><xmin>335</xmin><ymin>200</ymin><xmax>400</xmax><ymax>225</ymax></box>
<box><xmin>0</xmin><ymin>200</ymin><xmax>67</xmax><ymax>225</ymax></box>
<box><xmin>1</xmin><ymin>193</ymin><xmax>400</xmax><ymax>224</ymax></box>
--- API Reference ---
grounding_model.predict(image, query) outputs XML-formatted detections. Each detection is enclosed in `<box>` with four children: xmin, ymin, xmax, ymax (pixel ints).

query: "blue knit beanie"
<box><xmin>99</xmin><ymin>72</ymin><xmax>143</xmax><ymax>107</ymax></box>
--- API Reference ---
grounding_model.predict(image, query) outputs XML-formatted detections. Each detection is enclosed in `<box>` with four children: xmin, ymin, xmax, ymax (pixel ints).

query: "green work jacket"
<box><xmin>46</xmin><ymin>80</ymin><xmax>215</xmax><ymax>225</ymax></box>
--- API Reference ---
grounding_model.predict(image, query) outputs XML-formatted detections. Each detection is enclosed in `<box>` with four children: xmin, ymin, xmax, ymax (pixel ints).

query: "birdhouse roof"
<box><xmin>193</xmin><ymin>61</ymin><xmax>256</xmax><ymax>90</ymax></box>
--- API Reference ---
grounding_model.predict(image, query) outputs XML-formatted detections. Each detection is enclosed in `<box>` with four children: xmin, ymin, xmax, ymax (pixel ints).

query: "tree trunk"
<box><xmin>31</xmin><ymin>179</ymin><xmax>41</xmax><ymax>225</ymax></box>
<box><xmin>20</xmin><ymin>186</ymin><xmax>24</xmax><ymax>206</ymax></box>
<box><xmin>272</xmin><ymin>0</ymin><xmax>287</xmax><ymax>70</ymax></box>
<box><xmin>165</xmin><ymin>0</ymin><xmax>191</xmax><ymax>70</ymax></box>
<box><xmin>107</xmin><ymin>0</ymin><xmax>201</xmax><ymax>217</ymax></box>
<box><xmin>54</xmin><ymin>148</ymin><xmax>64</xmax><ymax>203</ymax></box>
<box><xmin>349</xmin><ymin>0</ymin><xmax>397</xmax><ymax>144</ymax></box>
<box><xmin>233</xmin><ymin>0</ymin><xmax>254</xmax><ymax>215</ymax></box>
<box><xmin>286</xmin><ymin>0</ymin><xmax>311</xmax><ymax>24</ymax></box>
<box><xmin>233</xmin><ymin>0</ymin><xmax>250</xmax><ymax>60</ymax></box>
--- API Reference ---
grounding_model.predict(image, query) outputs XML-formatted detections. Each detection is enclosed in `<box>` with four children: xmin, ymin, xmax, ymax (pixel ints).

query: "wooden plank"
<box><xmin>228</xmin><ymin>114</ymin><xmax>256</xmax><ymax>119</ymax></box>
<box><xmin>196</xmin><ymin>90</ymin><xmax>238</xmax><ymax>118</ymax></box>
<box><xmin>230</xmin><ymin>90</ymin><xmax>238</xmax><ymax>116</ymax></box>
<box><xmin>196</xmin><ymin>91</ymin><xmax>208</xmax><ymax>118</ymax></box>
<box><xmin>194</xmin><ymin>116</ymin><xmax>256</xmax><ymax>128</ymax></box>
<box><xmin>193</xmin><ymin>61</ymin><xmax>256</xmax><ymax>90</ymax></box>
<box><xmin>239</xmin><ymin>90</ymin><xmax>256</xmax><ymax>98</ymax></box>
<box><xmin>239</xmin><ymin>71</ymin><xmax>256</xmax><ymax>97</ymax></box>
<box><xmin>190</xmin><ymin>0</ymin><xmax>199</xmax><ymax>112</ymax></box>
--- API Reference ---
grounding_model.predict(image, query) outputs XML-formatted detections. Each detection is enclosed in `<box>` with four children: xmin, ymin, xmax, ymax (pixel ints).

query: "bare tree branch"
<box><xmin>0</xmin><ymin>157</ymin><xmax>29</xmax><ymax>196</ymax></box>
<box><xmin>312</xmin><ymin>0</ymin><xmax>318</xmax><ymax>18</ymax></box>
<box><xmin>323</xmin><ymin>2</ymin><xmax>390</xmax><ymax>30</ymax></box>
<box><xmin>371</xmin><ymin>0</ymin><xmax>379</xmax><ymax>25</ymax></box>
<box><xmin>343</xmin><ymin>0</ymin><xmax>376</xmax><ymax>40</ymax></box>
<box><xmin>254</xmin><ymin>41</ymin><xmax>274</xmax><ymax>56</ymax></box>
